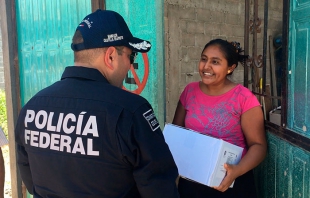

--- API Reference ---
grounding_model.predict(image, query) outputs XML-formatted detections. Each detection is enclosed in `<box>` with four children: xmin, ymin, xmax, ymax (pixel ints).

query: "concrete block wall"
<box><xmin>164</xmin><ymin>0</ymin><xmax>283</xmax><ymax>122</ymax></box>
<box><xmin>0</xmin><ymin>15</ymin><xmax>4</xmax><ymax>90</ymax></box>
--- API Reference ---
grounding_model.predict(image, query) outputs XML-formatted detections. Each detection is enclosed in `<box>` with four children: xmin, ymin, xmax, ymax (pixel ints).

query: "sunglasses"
<box><xmin>130</xmin><ymin>52</ymin><xmax>137</xmax><ymax>64</ymax></box>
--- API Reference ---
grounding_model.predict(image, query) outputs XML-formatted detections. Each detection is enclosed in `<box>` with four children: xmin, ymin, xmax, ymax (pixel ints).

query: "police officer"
<box><xmin>15</xmin><ymin>9</ymin><xmax>179</xmax><ymax>198</ymax></box>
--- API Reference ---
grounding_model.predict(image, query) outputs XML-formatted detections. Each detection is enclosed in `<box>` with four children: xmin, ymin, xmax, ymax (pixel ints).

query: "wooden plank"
<box><xmin>0</xmin><ymin>0</ymin><xmax>23</xmax><ymax>197</ymax></box>
<box><xmin>269</xmin><ymin>35</ymin><xmax>278</xmax><ymax>108</ymax></box>
<box><xmin>91</xmin><ymin>0</ymin><xmax>106</xmax><ymax>12</ymax></box>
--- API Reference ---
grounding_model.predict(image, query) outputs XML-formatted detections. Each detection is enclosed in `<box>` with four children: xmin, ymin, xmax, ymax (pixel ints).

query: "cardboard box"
<box><xmin>269</xmin><ymin>106</ymin><xmax>281</xmax><ymax>125</ymax></box>
<box><xmin>163</xmin><ymin>123</ymin><xmax>243</xmax><ymax>187</ymax></box>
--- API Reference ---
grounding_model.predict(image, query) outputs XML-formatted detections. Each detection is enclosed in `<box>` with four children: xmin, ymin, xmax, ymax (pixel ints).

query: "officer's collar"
<box><xmin>61</xmin><ymin>66</ymin><xmax>109</xmax><ymax>83</ymax></box>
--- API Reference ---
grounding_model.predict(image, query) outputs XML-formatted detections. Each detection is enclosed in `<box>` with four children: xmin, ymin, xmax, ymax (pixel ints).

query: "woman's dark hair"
<box><xmin>202</xmin><ymin>39</ymin><xmax>248</xmax><ymax>74</ymax></box>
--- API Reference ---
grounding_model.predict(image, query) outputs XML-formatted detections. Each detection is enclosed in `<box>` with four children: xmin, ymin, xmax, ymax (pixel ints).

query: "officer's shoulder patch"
<box><xmin>143</xmin><ymin>109</ymin><xmax>160</xmax><ymax>131</ymax></box>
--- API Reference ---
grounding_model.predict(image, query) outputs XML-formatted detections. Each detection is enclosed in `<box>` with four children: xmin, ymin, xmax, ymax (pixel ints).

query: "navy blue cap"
<box><xmin>71</xmin><ymin>9</ymin><xmax>151</xmax><ymax>53</ymax></box>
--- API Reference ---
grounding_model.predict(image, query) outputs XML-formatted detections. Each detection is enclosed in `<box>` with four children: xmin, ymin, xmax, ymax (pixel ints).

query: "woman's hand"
<box><xmin>214</xmin><ymin>106</ymin><xmax>267</xmax><ymax>192</ymax></box>
<box><xmin>212</xmin><ymin>163</ymin><xmax>241</xmax><ymax>192</ymax></box>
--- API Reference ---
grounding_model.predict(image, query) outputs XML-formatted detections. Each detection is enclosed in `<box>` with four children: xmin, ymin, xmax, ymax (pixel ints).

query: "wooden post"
<box><xmin>0</xmin><ymin>0</ymin><xmax>23</xmax><ymax>197</ymax></box>
<box><xmin>91</xmin><ymin>0</ymin><xmax>106</xmax><ymax>12</ymax></box>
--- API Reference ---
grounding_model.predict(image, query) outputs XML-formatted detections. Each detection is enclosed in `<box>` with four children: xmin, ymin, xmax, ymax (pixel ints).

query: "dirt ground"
<box><xmin>3</xmin><ymin>145</ymin><xmax>12</xmax><ymax>198</ymax></box>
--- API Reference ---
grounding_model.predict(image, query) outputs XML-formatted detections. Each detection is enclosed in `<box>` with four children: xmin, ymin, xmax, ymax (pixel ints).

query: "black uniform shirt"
<box><xmin>15</xmin><ymin>66</ymin><xmax>179</xmax><ymax>198</ymax></box>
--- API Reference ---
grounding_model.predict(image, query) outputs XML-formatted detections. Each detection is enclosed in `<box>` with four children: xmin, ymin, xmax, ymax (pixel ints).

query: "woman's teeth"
<box><xmin>203</xmin><ymin>72</ymin><xmax>213</xmax><ymax>76</ymax></box>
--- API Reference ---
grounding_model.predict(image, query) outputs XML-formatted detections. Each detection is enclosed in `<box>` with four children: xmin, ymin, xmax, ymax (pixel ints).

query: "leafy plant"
<box><xmin>0</xmin><ymin>89</ymin><xmax>8</xmax><ymax>139</ymax></box>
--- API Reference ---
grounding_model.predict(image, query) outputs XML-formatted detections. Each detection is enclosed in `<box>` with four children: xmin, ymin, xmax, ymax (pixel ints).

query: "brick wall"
<box><xmin>0</xmin><ymin>15</ymin><xmax>4</xmax><ymax>90</ymax></box>
<box><xmin>164</xmin><ymin>0</ymin><xmax>283</xmax><ymax>122</ymax></box>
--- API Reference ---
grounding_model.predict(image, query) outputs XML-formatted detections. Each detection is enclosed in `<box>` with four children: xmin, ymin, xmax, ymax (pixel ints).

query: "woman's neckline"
<box><xmin>198</xmin><ymin>81</ymin><xmax>240</xmax><ymax>97</ymax></box>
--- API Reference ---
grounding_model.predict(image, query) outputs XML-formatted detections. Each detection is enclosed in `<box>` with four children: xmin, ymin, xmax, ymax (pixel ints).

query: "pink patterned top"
<box><xmin>180</xmin><ymin>82</ymin><xmax>261</xmax><ymax>156</ymax></box>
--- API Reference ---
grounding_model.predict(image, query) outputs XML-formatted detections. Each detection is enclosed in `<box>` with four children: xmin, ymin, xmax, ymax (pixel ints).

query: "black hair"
<box><xmin>72</xmin><ymin>30</ymin><xmax>84</xmax><ymax>45</ymax></box>
<box><xmin>72</xmin><ymin>30</ymin><xmax>106</xmax><ymax>63</ymax></box>
<box><xmin>202</xmin><ymin>39</ymin><xmax>248</xmax><ymax>74</ymax></box>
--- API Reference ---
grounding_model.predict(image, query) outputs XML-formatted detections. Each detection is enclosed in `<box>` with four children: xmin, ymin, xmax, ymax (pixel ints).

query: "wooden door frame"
<box><xmin>266</xmin><ymin>0</ymin><xmax>310</xmax><ymax>152</ymax></box>
<box><xmin>0</xmin><ymin>0</ymin><xmax>22</xmax><ymax>197</ymax></box>
<box><xmin>247</xmin><ymin>0</ymin><xmax>310</xmax><ymax>153</ymax></box>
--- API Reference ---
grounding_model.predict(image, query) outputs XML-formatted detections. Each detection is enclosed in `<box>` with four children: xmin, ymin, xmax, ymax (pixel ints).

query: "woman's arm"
<box><xmin>172</xmin><ymin>101</ymin><xmax>186</xmax><ymax>127</ymax></box>
<box><xmin>214</xmin><ymin>106</ymin><xmax>267</xmax><ymax>192</ymax></box>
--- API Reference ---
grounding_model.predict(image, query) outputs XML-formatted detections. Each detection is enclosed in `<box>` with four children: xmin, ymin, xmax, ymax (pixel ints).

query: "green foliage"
<box><xmin>0</xmin><ymin>89</ymin><xmax>8</xmax><ymax>139</ymax></box>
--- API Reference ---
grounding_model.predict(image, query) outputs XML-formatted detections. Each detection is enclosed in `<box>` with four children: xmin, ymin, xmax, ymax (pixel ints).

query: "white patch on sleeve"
<box><xmin>143</xmin><ymin>109</ymin><xmax>160</xmax><ymax>131</ymax></box>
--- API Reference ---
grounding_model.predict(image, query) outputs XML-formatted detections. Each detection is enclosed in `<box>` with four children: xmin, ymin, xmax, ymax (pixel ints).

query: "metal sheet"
<box><xmin>288</xmin><ymin>0</ymin><xmax>310</xmax><ymax>136</ymax></box>
<box><xmin>255</xmin><ymin>132</ymin><xmax>310</xmax><ymax>198</ymax></box>
<box><xmin>16</xmin><ymin>0</ymin><xmax>91</xmax><ymax>105</ymax></box>
<box><xmin>105</xmin><ymin>0</ymin><xmax>165</xmax><ymax>127</ymax></box>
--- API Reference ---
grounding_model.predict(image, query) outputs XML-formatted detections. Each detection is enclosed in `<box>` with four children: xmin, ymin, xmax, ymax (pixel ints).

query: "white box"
<box><xmin>269</xmin><ymin>106</ymin><xmax>281</xmax><ymax>125</ymax></box>
<box><xmin>163</xmin><ymin>123</ymin><xmax>243</xmax><ymax>187</ymax></box>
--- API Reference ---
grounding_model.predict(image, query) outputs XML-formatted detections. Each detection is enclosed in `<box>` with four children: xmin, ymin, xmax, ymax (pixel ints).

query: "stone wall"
<box><xmin>164</xmin><ymin>0</ymin><xmax>283</xmax><ymax>122</ymax></box>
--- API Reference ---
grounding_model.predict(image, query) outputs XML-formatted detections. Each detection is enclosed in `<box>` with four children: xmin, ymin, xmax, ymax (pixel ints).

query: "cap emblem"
<box><xmin>81</xmin><ymin>18</ymin><xmax>93</xmax><ymax>29</ymax></box>
<box><xmin>103</xmin><ymin>34</ymin><xmax>124</xmax><ymax>43</ymax></box>
<box><xmin>129</xmin><ymin>41</ymin><xmax>151</xmax><ymax>50</ymax></box>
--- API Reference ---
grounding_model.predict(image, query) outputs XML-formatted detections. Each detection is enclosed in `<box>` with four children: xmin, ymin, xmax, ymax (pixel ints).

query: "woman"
<box><xmin>173</xmin><ymin>39</ymin><xmax>267</xmax><ymax>198</ymax></box>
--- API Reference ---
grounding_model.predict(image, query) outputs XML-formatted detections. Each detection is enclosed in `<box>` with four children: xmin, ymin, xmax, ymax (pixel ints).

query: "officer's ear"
<box><xmin>104</xmin><ymin>47</ymin><xmax>116</xmax><ymax>70</ymax></box>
